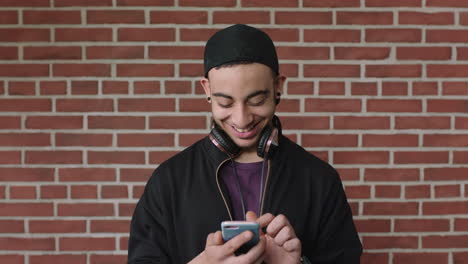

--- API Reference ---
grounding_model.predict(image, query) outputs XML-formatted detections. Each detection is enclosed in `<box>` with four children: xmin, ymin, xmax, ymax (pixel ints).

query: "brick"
<box><xmin>55</xmin><ymin>28</ymin><xmax>112</xmax><ymax>42</ymax></box>
<box><xmin>0</xmin><ymin>168</ymin><xmax>54</xmax><ymax>182</ymax></box>
<box><xmin>70</xmin><ymin>80</ymin><xmax>97</xmax><ymax>95</ymax></box>
<box><xmin>60</xmin><ymin>237</ymin><xmax>115</xmax><ymax>251</ymax></box>
<box><xmin>281</xmin><ymin>116</ymin><xmax>329</xmax><ymax>130</ymax></box>
<box><xmin>424</xmin><ymin>202</ymin><xmax>468</xmax><ymax>215</ymax></box>
<box><xmin>0</xmin><ymin>46</ymin><xmax>17</xmax><ymax>60</ymax></box>
<box><xmin>40</xmin><ymin>185</ymin><xmax>67</xmax><ymax>199</ymax></box>
<box><xmin>24</xmin><ymin>46</ymin><xmax>81</xmax><ymax>60</ymax></box>
<box><xmin>0</xmin><ymin>203</ymin><xmax>53</xmax><ymax>216</ymax></box>
<box><xmin>88</xmin><ymin>151</ymin><xmax>145</xmax><ymax>164</ymax></box>
<box><xmin>365</xmin><ymin>168</ymin><xmax>420</xmax><ymax>181</ymax></box>
<box><xmin>88</xmin><ymin>116</ymin><xmax>145</xmax><ymax>129</ymax></box>
<box><xmin>406</xmin><ymin>185</ymin><xmax>430</xmax><ymax>198</ymax></box>
<box><xmin>381</xmin><ymin>82</ymin><xmax>406</xmax><ymax>96</ymax></box>
<box><xmin>425</xmin><ymin>134</ymin><xmax>468</xmax><ymax>147</ymax></box>
<box><xmin>30</xmin><ymin>220</ymin><xmax>86</xmax><ymax>233</ymax></box>
<box><xmin>117</xmin><ymin>64</ymin><xmax>173</xmax><ymax>77</ymax></box>
<box><xmin>58</xmin><ymin>203</ymin><xmax>114</xmax><ymax>216</ymax></box>
<box><xmin>134</xmin><ymin>81</ymin><xmax>160</xmax><ymax>94</ymax></box>
<box><xmin>435</xmin><ymin>185</ymin><xmax>461</xmax><ymax>198</ymax></box>
<box><xmin>317</xmin><ymin>82</ymin><xmax>344</xmax><ymax>95</ymax></box>
<box><xmin>149</xmin><ymin>116</ymin><xmax>206</xmax><ymax>129</ymax></box>
<box><xmin>56</xmin><ymin>99</ymin><xmax>113</xmax><ymax>112</ymax></box>
<box><xmin>395</xmin><ymin>116</ymin><xmax>450</xmax><ymax>129</ymax></box>
<box><xmin>102</xmin><ymin>81</ymin><xmax>129</xmax><ymax>94</ymax></box>
<box><xmin>261</xmin><ymin>28</ymin><xmax>300</xmax><ymax>42</ymax></box>
<box><xmin>165</xmin><ymin>80</ymin><xmax>191</xmax><ymax>94</ymax></box>
<box><xmin>287</xmin><ymin>81</ymin><xmax>314</xmax><ymax>95</ymax></box>
<box><xmin>395</xmin><ymin>151</ymin><xmax>449</xmax><ymax>164</ymax></box>
<box><xmin>366</xmin><ymin>64</ymin><xmax>421</xmax><ymax>78</ymax></box>
<box><xmin>40</xmin><ymin>81</ymin><xmax>67</xmax><ymax>95</ymax></box>
<box><xmin>354</xmin><ymin>219</ymin><xmax>390</xmax><ymax>232</ymax></box>
<box><xmin>0</xmin><ymin>255</ymin><xmax>23</xmax><ymax>264</ymax></box>
<box><xmin>402</xmin><ymin>11</ymin><xmax>454</xmax><ymax>25</ymax></box>
<box><xmin>367</xmin><ymin>99</ymin><xmax>421</xmax><ymax>112</ymax></box>
<box><xmin>10</xmin><ymin>186</ymin><xmax>36</xmax><ymax>199</ymax></box>
<box><xmin>150</xmin><ymin>11</ymin><xmax>207</xmax><ymax>24</ymax></box>
<box><xmin>89</xmin><ymin>220</ymin><xmax>130</xmax><ymax>233</ymax></box>
<box><xmin>149</xmin><ymin>151</ymin><xmax>178</xmax><ymax>164</ymax></box>
<box><xmin>149</xmin><ymin>46</ymin><xmax>203</xmax><ymax>60</ymax></box>
<box><xmin>426</xmin><ymin>168</ymin><xmax>468</xmax><ymax>181</ymax></box>
<box><xmin>454</xmin><ymin>252</ymin><xmax>468</xmax><ymax>264</ymax></box>
<box><xmin>180</xmin><ymin>0</ymin><xmax>234</xmax><ymax>6</ymax></box>
<box><xmin>366</xmin><ymin>0</ymin><xmax>421</xmax><ymax>6</ymax></box>
<box><xmin>0</xmin><ymin>220</ymin><xmax>24</xmax><ymax>233</ymax></box>
<box><xmin>119</xmin><ymin>203</ymin><xmax>136</xmax><ymax>216</ymax></box>
<box><xmin>56</xmin><ymin>133</ymin><xmax>112</xmax><ymax>147</ymax></box>
<box><xmin>428</xmin><ymin>30</ymin><xmax>468</xmax><ymax>43</ymax></box>
<box><xmin>55</xmin><ymin>0</ymin><xmax>113</xmax><ymax>6</ymax></box>
<box><xmin>397</xmin><ymin>47</ymin><xmax>451</xmax><ymax>60</ymax></box>
<box><xmin>53</xmin><ymin>64</ymin><xmax>110</xmax><ymax>77</ymax></box>
<box><xmin>394</xmin><ymin>253</ymin><xmax>448</xmax><ymax>264</ymax></box>
<box><xmin>87</xmin><ymin>46</ymin><xmax>144</xmax><ymax>59</ymax></box>
<box><xmin>304</xmin><ymin>29</ymin><xmax>360</xmax><ymax>42</ymax></box>
<box><xmin>275</xmin><ymin>12</ymin><xmax>331</xmax><ymax>25</ymax></box>
<box><xmin>277</xmin><ymin>47</ymin><xmax>329</xmax><ymax>60</ymax></box>
<box><xmin>91</xmin><ymin>254</ymin><xmax>127</xmax><ymax>264</ymax></box>
<box><xmin>30</xmin><ymin>255</ymin><xmax>86</xmax><ymax>264</ymax></box>
<box><xmin>180</xmin><ymin>63</ymin><xmax>202</xmax><ymax>77</ymax></box>
<box><xmin>334</xmin><ymin>151</ymin><xmax>389</xmax><ymax>164</ymax></box>
<box><xmin>335</xmin><ymin>47</ymin><xmax>389</xmax><ymax>60</ymax></box>
<box><xmin>24</xmin><ymin>10</ymin><xmax>81</xmax><ymax>24</ymax></box>
<box><xmin>117</xmin><ymin>0</ymin><xmax>173</xmax><ymax>5</ymax></box>
<box><xmin>118</xmin><ymin>28</ymin><xmax>174</xmax><ymax>42</ymax></box>
<box><xmin>395</xmin><ymin>219</ymin><xmax>449</xmax><ymax>232</ymax></box>
<box><xmin>364</xmin><ymin>202</ymin><xmax>418</xmax><ymax>215</ymax></box>
<box><xmin>304</xmin><ymin>65</ymin><xmax>360</xmax><ymax>77</ymax></box>
<box><xmin>0</xmin><ymin>11</ymin><xmax>18</xmax><ymax>24</ymax></box>
<box><xmin>351</xmin><ymin>82</ymin><xmax>377</xmax><ymax>96</ymax></box>
<box><xmin>413</xmin><ymin>81</ymin><xmax>438</xmax><ymax>95</ymax></box>
<box><xmin>118</xmin><ymin>98</ymin><xmax>175</xmax><ymax>112</ymax></box>
<box><xmin>375</xmin><ymin>185</ymin><xmax>401</xmax><ymax>198</ymax></box>
<box><xmin>59</xmin><ymin>168</ymin><xmax>116</xmax><ymax>182</ymax></box>
<box><xmin>305</xmin><ymin>99</ymin><xmax>361</xmax><ymax>112</ymax></box>
<box><xmin>0</xmin><ymin>151</ymin><xmax>20</xmax><ymax>164</ymax></box>
<box><xmin>457</xmin><ymin>117</ymin><xmax>468</xmax><ymax>130</ymax></box>
<box><xmin>0</xmin><ymin>237</ymin><xmax>54</xmax><ymax>250</ymax></box>
<box><xmin>334</xmin><ymin>116</ymin><xmax>389</xmax><ymax>130</ymax></box>
<box><xmin>363</xmin><ymin>236</ymin><xmax>418</xmax><ymax>249</ymax></box>
<box><xmin>454</xmin><ymin>151</ymin><xmax>468</xmax><ymax>164</ymax></box>
<box><xmin>117</xmin><ymin>133</ymin><xmax>174</xmax><ymax>147</ymax></box>
<box><xmin>179</xmin><ymin>98</ymin><xmax>210</xmax><ymax>112</ymax></box>
<box><xmin>431</xmin><ymin>64</ymin><xmax>468</xmax><ymax>78</ymax></box>
<box><xmin>179</xmin><ymin>133</ymin><xmax>206</xmax><ymax>147</ymax></box>
<box><xmin>120</xmin><ymin>168</ymin><xmax>153</xmax><ymax>182</ymax></box>
<box><xmin>88</xmin><ymin>10</ymin><xmax>145</xmax><ymax>24</ymax></box>
<box><xmin>0</xmin><ymin>64</ymin><xmax>49</xmax><ymax>77</ymax></box>
<box><xmin>302</xmin><ymin>134</ymin><xmax>357</xmax><ymax>147</ymax></box>
<box><xmin>26</xmin><ymin>151</ymin><xmax>82</xmax><ymax>164</ymax></box>
<box><xmin>428</xmin><ymin>99</ymin><xmax>468</xmax><ymax>113</ymax></box>
<box><xmin>337</xmin><ymin>11</ymin><xmax>392</xmax><ymax>25</ymax></box>
<box><xmin>304</xmin><ymin>0</ymin><xmax>360</xmax><ymax>7</ymax></box>
<box><xmin>0</xmin><ymin>0</ymin><xmax>49</xmax><ymax>6</ymax></box>
<box><xmin>280</xmin><ymin>63</ymin><xmax>299</xmax><ymax>77</ymax></box>
<box><xmin>0</xmin><ymin>133</ymin><xmax>50</xmax><ymax>146</ymax></box>
<box><xmin>71</xmin><ymin>185</ymin><xmax>97</xmax><ymax>199</ymax></box>
<box><xmin>276</xmin><ymin>99</ymin><xmax>300</xmax><ymax>113</ymax></box>
<box><xmin>101</xmin><ymin>185</ymin><xmax>128</xmax><ymax>199</ymax></box>
<box><xmin>345</xmin><ymin>185</ymin><xmax>371</xmax><ymax>199</ymax></box>
<box><xmin>0</xmin><ymin>116</ymin><xmax>20</xmax><ymax>129</ymax></box>
<box><xmin>366</xmin><ymin>28</ymin><xmax>421</xmax><ymax>42</ymax></box>
<box><xmin>214</xmin><ymin>11</ymin><xmax>270</xmax><ymax>24</ymax></box>
<box><xmin>423</xmin><ymin>235</ymin><xmax>468</xmax><ymax>248</ymax></box>
<box><xmin>443</xmin><ymin>81</ymin><xmax>468</xmax><ymax>95</ymax></box>
<box><xmin>455</xmin><ymin>218</ymin><xmax>468</xmax><ymax>231</ymax></box>
<box><xmin>26</xmin><ymin>116</ymin><xmax>82</xmax><ymax>130</ymax></box>
<box><xmin>361</xmin><ymin>253</ymin><xmax>388</xmax><ymax>264</ymax></box>
<box><xmin>427</xmin><ymin>0</ymin><xmax>468</xmax><ymax>7</ymax></box>
<box><xmin>242</xmin><ymin>0</ymin><xmax>297</xmax><ymax>7</ymax></box>
<box><xmin>0</xmin><ymin>28</ymin><xmax>49</xmax><ymax>42</ymax></box>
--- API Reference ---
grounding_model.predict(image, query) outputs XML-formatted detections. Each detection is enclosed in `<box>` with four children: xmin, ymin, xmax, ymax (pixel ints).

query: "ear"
<box><xmin>200</xmin><ymin>77</ymin><xmax>211</xmax><ymax>98</ymax></box>
<box><xmin>274</xmin><ymin>74</ymin><xmax>286</xmax><ymax>103</ymax></box>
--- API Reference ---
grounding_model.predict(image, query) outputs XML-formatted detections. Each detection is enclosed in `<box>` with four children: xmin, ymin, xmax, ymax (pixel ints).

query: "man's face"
<box><xmin>201</xmin><ymin>63</ymin><xmax>284</xmax><ymax>153</ymax></box>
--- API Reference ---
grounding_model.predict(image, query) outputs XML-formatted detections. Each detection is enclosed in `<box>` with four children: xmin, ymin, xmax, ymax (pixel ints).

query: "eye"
<box><xmin>216</xmin><ymin>98</ymin><xmax>233</xmax><ymax>108</ymax></box>
<box><xmin>247</xmin><ymin>95</ymin><xmax>267</xmax><ymax>106</ymax></box>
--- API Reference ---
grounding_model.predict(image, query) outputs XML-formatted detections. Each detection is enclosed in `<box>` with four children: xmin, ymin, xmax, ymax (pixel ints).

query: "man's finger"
<box><xmin>238</xmin><ymin>235</ymin><xmax>266</xmax><ymax>263</ymax></box>
<box><xmin>266</xmin><ymin>214</ymin><xmax>289</xmax><ymax>237</ymax></box>
<box><xmin>283</xmin><ymin>237</ymin><xmax>301</xmax><ymax>252</ymax></box>
<box><xmin>274</xmin><ymin>226</ymin><xmax>295</xmax><ymax>246</ymax></box>
<box><xmin>222</xmin><ymin>230</ymin><xmax>253</xmax><ymax>254</ymax></box>
<box><xmin>246</xmin><ymin>211</ymin><xmax>258</xmax><ymax>221</ymax></box>
<box><xmin>257</xmin><ymin>213</ymin><xmax>275</xmax><ymax>229</ymax></box>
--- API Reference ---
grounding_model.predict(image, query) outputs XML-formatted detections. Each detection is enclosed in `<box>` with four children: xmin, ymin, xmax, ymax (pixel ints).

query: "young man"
<box><xmin>128</xmin><ymin>24</ymin><xmax>362</xmax><ymax>264</ymax></box>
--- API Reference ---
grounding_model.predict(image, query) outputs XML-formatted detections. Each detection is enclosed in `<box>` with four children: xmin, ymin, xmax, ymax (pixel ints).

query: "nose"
<box><xmin>231</xmin><ymin>104</ymin><xmax>253</xmax><ymax>129</ymax></box>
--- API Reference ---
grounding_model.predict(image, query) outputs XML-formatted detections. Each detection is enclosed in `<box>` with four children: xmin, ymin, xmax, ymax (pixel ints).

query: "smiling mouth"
<box><xmin>232</xmin><ymin>124</ymin><xmax>256</xmax><ymax>133</ymax></box>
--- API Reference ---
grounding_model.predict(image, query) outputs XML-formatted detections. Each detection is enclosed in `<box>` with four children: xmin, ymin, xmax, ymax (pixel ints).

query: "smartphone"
<box><xmin>221</xmin><ymin>221</ymin><xmax>260</xmax><ymax>254</ymax></box>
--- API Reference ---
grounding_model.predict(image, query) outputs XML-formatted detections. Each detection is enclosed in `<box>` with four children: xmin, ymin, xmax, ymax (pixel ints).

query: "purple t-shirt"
<box><xmin>219</xmin><ymin>160</ymin><xmax>267</xmax><ymax>220</ymax></box>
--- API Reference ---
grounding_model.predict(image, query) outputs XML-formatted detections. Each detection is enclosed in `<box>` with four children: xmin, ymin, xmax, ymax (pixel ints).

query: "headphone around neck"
<box><xmin>209</xmin><ymin>115</ymin><xmax>282</xmax><ymax>158</ymax></box>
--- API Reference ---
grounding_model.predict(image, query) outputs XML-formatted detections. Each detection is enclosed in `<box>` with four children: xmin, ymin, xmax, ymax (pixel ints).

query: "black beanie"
<box><xmin>203</xmin><ymin>24</ymin><xmax>279</xmax><ymax>77</ymax></box>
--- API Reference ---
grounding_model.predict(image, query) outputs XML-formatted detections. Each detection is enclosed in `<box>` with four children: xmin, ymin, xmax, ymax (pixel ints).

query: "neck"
<box><xmin>234</xmin><ymin>149</ymin><xmax>263</xmax><ymax>163</ymax></box>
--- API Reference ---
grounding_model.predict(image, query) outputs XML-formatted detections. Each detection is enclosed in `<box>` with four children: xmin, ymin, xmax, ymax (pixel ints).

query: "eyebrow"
<box><xmin>212</xmin><ymin>89</ymin><xmax>270</xmax><ymax>100</ymax></box>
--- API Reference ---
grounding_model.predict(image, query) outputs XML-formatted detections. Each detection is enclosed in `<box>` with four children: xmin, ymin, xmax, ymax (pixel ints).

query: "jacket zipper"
<box><xmin>215</xmin><ymin>158</ymin><xmax>233</xmax><ymax>220</ymax></box>
<box><xmin>216</xmin><ymin>158</ymin><xmax>272</xmax><ymax>220</ymax></box>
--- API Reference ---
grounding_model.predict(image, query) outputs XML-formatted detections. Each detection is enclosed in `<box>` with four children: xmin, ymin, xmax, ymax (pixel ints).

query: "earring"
<box><xmin>275</xmin><ymin>92</ymin><xmax>281</xmax><ymax>105</ymax></box>
<box><xmin>207</xmin><ymin>97</ymin><xmax>211</xmax><ymax>102</ymax></box>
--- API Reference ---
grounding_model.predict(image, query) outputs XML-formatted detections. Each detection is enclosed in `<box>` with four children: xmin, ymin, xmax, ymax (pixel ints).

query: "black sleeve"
<box><xmin>306</xmin><ymin>170</ymin><xmax>362</xmax><ymax>264</ymax></box>
<box><xmin>128</xmin><ymin>175</ymin><xmax>171</xmax><ymax>264</ymax></box>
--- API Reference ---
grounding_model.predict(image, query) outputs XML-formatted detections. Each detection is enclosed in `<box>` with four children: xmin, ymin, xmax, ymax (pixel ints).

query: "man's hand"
<box><xmin>246</xmin><ymin>211</ymin><xmax>302</xmax><ymax>264</ymax></box>
<box><xmin>189</xmin><ymin>229</ymin><xmax>266</xmax><ymax>264</ymax></box>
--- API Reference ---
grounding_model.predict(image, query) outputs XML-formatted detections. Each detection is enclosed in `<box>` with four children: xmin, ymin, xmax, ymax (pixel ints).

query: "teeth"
<box><xmin>233</xmin><ymin>126</ymin><xmax>253</xmax><ymax>133</ymax></box>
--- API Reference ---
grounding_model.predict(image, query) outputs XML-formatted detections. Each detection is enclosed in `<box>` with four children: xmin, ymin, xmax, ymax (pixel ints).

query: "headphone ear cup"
<box><xmin>210</xmin><ymin>124</ymin><xmax>241</xmax><ymax>157</ymax></box>
<box><xmin>257</xmin><ymin>125</ymin><xmax>273</xmax><ymax>158</ymax></box>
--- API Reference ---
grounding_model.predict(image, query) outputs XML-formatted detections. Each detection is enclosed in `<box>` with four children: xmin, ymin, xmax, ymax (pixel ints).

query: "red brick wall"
<box><xmin>1</xmin><ymin>1</ymin><xmax>467</xmax><ymax>263</ymax></box>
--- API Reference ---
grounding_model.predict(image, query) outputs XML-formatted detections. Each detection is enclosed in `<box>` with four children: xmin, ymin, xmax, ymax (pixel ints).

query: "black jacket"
<box><xmin>128</xmin><ymin>135</ymin><xmax>362</xmax><ymax>263</ymax></box>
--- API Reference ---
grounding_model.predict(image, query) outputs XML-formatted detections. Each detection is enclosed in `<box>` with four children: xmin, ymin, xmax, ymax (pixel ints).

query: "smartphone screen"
<box><xmin>221</xmin><ymin>221</ymin><xmax>260</xmax><ymax>254</ymax></box>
